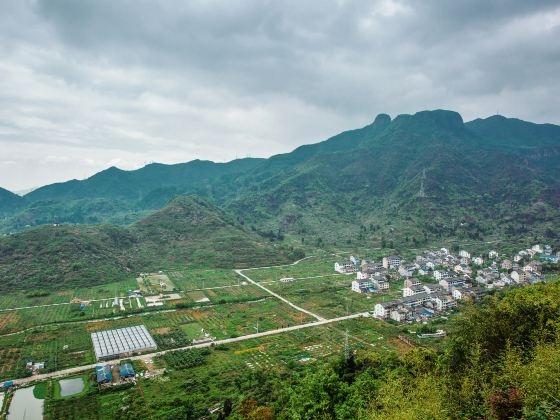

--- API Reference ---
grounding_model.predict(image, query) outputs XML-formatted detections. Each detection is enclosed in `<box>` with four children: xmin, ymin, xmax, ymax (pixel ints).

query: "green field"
<box><xmin>168</xmin><ymin>268</ymin><xmax>245</xmax><ymax>290</ymax></box>
<box><xmin>242</xmin><ymin>254</ymin><xmax>340</xmax><ymax>283</ymax></box>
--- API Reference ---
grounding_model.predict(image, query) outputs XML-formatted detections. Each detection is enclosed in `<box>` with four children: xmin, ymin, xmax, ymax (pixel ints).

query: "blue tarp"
<box><xmin>96</xmin><ymin>365</ymin><xmax>112</xmax><ymax>383</ymax></box>
<box><xmin>119</xmin><ymin>363</ymin><xmax>135</xmax><ymax>378</ymax></box>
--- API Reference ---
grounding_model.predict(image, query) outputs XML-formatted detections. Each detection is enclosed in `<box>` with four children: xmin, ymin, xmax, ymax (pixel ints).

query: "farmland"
<box><xmin>39</xmin><ymin>316</ymin><xmax>405</xmax><ymax>419</ymax></box>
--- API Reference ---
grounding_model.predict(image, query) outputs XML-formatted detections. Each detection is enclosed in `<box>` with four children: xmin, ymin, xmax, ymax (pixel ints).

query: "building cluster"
<box><xmin>96</xmin><ymin>362</ymin><xmax>136</xmax><ymax>386</ymax></box>
<box><xmin>335</xmin><ymin>243</ymin><xmax>558</xmax><ymax>324</ymax></box>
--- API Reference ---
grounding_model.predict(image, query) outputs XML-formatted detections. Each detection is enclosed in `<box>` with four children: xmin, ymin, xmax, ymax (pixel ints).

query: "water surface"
<box><xmin>59</xmin><ymin>377</ymin><xmax>85</xmax><ymax>397</ymax></box>
<box><xmin>7</xmin><ymin>386</ymin><xmax>43</xmax><ymax>420</ymax></box>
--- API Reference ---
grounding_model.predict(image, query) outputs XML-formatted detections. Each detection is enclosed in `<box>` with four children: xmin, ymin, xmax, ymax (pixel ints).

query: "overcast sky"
<box><xmin>1</xmin><ymin>0</ymin><xmax>559</xmax><ymax>191</ymax></box>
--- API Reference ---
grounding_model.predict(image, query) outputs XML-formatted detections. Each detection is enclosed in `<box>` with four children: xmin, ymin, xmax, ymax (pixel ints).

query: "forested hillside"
<box><xmin>0</xmin><ymin>196</ymin><xmax>293</xmax><ymax>292</ymax></box>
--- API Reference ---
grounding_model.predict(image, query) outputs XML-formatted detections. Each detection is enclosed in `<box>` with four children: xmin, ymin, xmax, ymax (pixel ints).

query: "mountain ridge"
<box><xmin>1</xmin><ymin>109</ymin><xmax>559</xmax><ymax>247</ymax></box>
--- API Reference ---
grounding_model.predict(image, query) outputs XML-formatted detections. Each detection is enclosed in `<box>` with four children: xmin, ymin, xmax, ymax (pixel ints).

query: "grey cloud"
<box><xmin>0</xmin><ymin>0</ymin><xmax>559</xmax><ymax>190</ymax></box>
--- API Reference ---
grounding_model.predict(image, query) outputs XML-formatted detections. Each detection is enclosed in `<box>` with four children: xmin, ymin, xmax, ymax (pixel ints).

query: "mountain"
<box><xmin>0</xmin><ymin>158</ymin><xmax>264</xmax><ymax>232</ymax></box>
<box><xmin>0</xmin><ymin>196</ymin><xmax>292</xmax><ymax>292</ymax></box>
<box><xmin>222</xmin><ymin>110</ymin><xmax>560</xmax><ymax>244</ymax></box>
<box><xmin>2</xmin><ymin>110</ymin><xmax>559</xmax><ymax>246</ymax></box>
<box><xmin>0</xmin><ymin>187</ymin><xmax>24</xmax><ymax>217</ymax></box>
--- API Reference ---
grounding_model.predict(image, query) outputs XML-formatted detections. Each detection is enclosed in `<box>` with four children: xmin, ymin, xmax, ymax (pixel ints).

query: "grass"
<box><xmin>33</xmin><ymin>381</ymin><xmax>48</xmax><ymax>399</ymax></box>
<box><xmin>168</xmin><ymin>268</ymin><xmax>245</xmax><ymax>290</ymax></box>
<box><xmin>243</xmin><ymin>254</ymin><xmax>340</xmax><ymax>283</ymax></box>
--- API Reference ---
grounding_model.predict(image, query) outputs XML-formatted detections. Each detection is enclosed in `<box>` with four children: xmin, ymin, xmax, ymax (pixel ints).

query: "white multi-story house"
<box><xmin>401</xmin><ymin>292</ymin><xmax>431</xmax><ymax>307</ymax></box>
<box><xmin>351</xmin><ymin>279</ymin><xmax>373</xmax><ymax>293</ymax></box>
<box><xmin>423</xmin><ymin>284</ymin><xmax>445</xmax><ymax>294</ymax></box>
<box><xmin>501</xmin><ymin>259</ymin><xmax>512</xmax><ymax>270</ymax></box>
<box><xmin>373</xmin><ymin>276</ymin><xmax>390</xmax><ymax>291</ymax></box>
<box><xmin>382</xmin><ymin>255</ymin><xmax>402</xmax><ymax>269</ymax></box>
<box><xmin>335</xmin><ymin>261</ymin><xmax>356</xmax><ymax>274</ymax></box>
<box><xmin>488</xmin><ymin>250</ymin><xmax>499</xmax><ymax>259</ymax></box>
<box><xmin>403</xmin><ymin>278</ymin><xmax>421</xmax><ymax>289</ymax></box>
<box><xmin>398</xmin><ymin>265</ymin><xmax>416</xmax><ymax>278</ymax></box>
<box><xmin>434</xmin><ymin>270</ymin><xmax>454</xmax><ymax>281</ymax></box>
<box><xmin>473</xmin><ymin>257</ymin><xmax>484</xmax><ymax>266</ymax></box>
<box><xmin>532</xmin><ymin>244</ymin><xmax>544</xmax><ymax>253</ymax></box>
<box><xmin>434</xmin><ymin>293</ymin><xmax>457</xmax><ymax>311</ymax></box>
<box><xmin>459</xmin><ymin>250</ymin><xmax>471</xmax><ymax>259</ymax></box>
<box><xmin>439</xmin><ymin>277</ymin><xmax>465</xmax><ymax>290</ymax></box>
<box><xmin>403</xmin><ymin>284</ymin><xmax>425</xmax><ymax>297</ymax></box>
<box><xmin>390</xmin><ymin>308</ymin><xmax>411</xmax><ymax>323</ymax></box>
<box><xmin>373</xmin><ymin>302</ymin><xmax>397</xmax><ymax>319</ymax></box>
<box><xmin>511</xmin><ymin>270</ymin><xmax>530</xmax><ymax>284</ymax></box>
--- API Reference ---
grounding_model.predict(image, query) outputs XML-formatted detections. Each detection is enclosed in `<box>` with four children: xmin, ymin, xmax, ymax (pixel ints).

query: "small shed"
<box><xmin>1</xmin><ymin>380</ymin><xmax>14</xmax><ymax>389</ymax></box>
<box><xmin>96</xmin><ymin>365</ymin><xmax>113</xmax><ymax>384</ymax></box>
<box><xmin>119</xmin><ymin>363</ymin><xmax>135</xmax><ymax>378</ymax></box>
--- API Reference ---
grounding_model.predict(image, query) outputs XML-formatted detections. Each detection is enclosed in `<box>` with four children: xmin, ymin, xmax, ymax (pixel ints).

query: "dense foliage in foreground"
<box><xmin>231</xmin><ymin>282</ymin><xmax>560</xmax><ymax>419</ymax></box>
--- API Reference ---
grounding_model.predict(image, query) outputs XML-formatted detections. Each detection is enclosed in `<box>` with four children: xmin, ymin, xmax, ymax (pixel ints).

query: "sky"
<box><xmin>1</xmin><ymin>1</ymin><xmax>560</xmax><ymax>192</ymax></box>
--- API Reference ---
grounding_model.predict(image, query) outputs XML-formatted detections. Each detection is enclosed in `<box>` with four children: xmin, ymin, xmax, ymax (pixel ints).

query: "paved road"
<box><xmin>235</xmin><ymin>269</ymin><xmax>326</xmax><ymax>321</ymax></box>
<box><xmin>13</xmin><ymin>312</ymin><xmax>369</xmax><ymax>386</ymax></box>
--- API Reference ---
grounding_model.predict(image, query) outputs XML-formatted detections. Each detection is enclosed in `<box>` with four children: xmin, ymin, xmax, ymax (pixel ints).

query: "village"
<box><xmin>335</xmin><ymin>244</ymin><xmax>558</xmax><ymax>324</ymax></box>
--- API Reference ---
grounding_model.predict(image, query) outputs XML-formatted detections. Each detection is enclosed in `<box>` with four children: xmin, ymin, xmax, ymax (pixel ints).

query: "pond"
<box><xmin>59</xmin><ymin>377</ymin><xmax>85</xmax><ymax>397</ymax></box>
<box><xmin>7</xmin><ymin>386</ymin><xmax>43</xmax><ymax>420</ymax></box>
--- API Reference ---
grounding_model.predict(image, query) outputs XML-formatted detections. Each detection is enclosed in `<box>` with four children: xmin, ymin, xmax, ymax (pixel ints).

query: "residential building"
<box><xmin>352</xmin><ymin>279</ymin><xmax>374</xmax><ymax>294</ymax></box>
<box><xmin>403</xmin><ymin>284</ymin><xmax>425</xmax><ymax>297</ymax></box>
<box><xmin>434</xmin><ymin>270</ymin><xmax>454</xmax><ymax>281</ymax></box>
<box><xmin>403</xmin><ymin>278</ymin><xmax>421</xmax><ymax>289</ymax></box>
<box><xmin>459</xmin><ymin>250</ymin><xmax>471</xmax><ymax>259</ymax></box>
<box><xmin>335</xmin><ymin>261</ymin><xmax>356</xmax><ymax>274</ymax></box>
<box><xmin>423</xmin><ymin>284</ymin><xmax>445</xmax><ymax>294</ymax></box>
<box><xmin>439</xmin><ymin>277</ymin><xmax>465</xmax><ymax>290</ymax></box>
<box><xmin>390</xmin><ymin>307</ymin><xmax>411</xmax><ymax>323</ymax></box>
<box><xmin>373</xmin><ymin>302</ymin><xmax>397</xmax><ymax>319</ymax></box>
<box><xmin>398</xmin><ymin>265</ymin><xmax>416</xmax><ymax>278</ymax></box>
<box><xmin>401</xmin><ymin>292</ymin><xmax>431</xmax><ymax>307</ymax></box>
<box><xmin>473</xmin><ymin>257</ymin><xmax>484</xmax><ymax>265</ymax></box>
<box><xmin>434</xmin><ymin>293</ymin><xmax>457</xmax><ymax>311</ymax></box>
<box><xmin>383</xmin><ymin>255</ymin><xmax>401</xmax><ymax>269</ymax></box>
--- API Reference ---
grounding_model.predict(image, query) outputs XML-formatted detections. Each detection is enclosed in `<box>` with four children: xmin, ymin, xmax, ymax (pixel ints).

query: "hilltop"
<box><xmin>0</xmin><ymin>196</ymin><xmax>292</xmax><ymax>292</ymax></box>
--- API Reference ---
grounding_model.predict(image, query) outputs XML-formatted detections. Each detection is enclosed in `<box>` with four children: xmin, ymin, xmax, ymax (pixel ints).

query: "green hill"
<box><xmin>0</xmin><ymin>196</ymin><xmax>291</xmax><ymax>292</ymax></box>
<box><xmin>1</xmin><ymin>110</ymin><xmax>559</xmax><ymax>246</ymax></box>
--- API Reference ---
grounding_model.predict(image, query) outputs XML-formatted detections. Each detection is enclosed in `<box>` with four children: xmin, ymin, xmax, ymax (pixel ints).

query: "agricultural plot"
<box><xmin>137</xmin><ymin>273</ymin><xmax>177</xmax><ymax>294</ymax></box>
<box><xmin>168</xmin><ymin>268</ymin><xmax>244</xmax><ymax>290</ymax></box>
<box><xmin>265</xmin><ymin>274</ymin><xmax>373</xmax><ymax>319</ymax></box>
<box><xmin>0</xmin><ymin>297</ymin><xmax>149</xmax><ymax>336</ymax></box>
<box><xmin>183</xmin><ymin>299</ymin><xmax>314</xmax><ymax>339</ymax></box>
<box><xmin>0</xmin><ymin>278</ymin><xmax>138</xmax><ymax>311</ymax></box>
<box><xmin>0</xmin><ymin>291</ymin><xmax>73</xmax><ymax>310</ymax></box>
<box><xmin>244</xmin><ymin>254</ymin><xmax>340</xmax><ymax>283</ymax></box>
<box><xmin>0</xmin><ymin>324</ymin><xmax>97</xmax><ymax>381</ymax></box>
